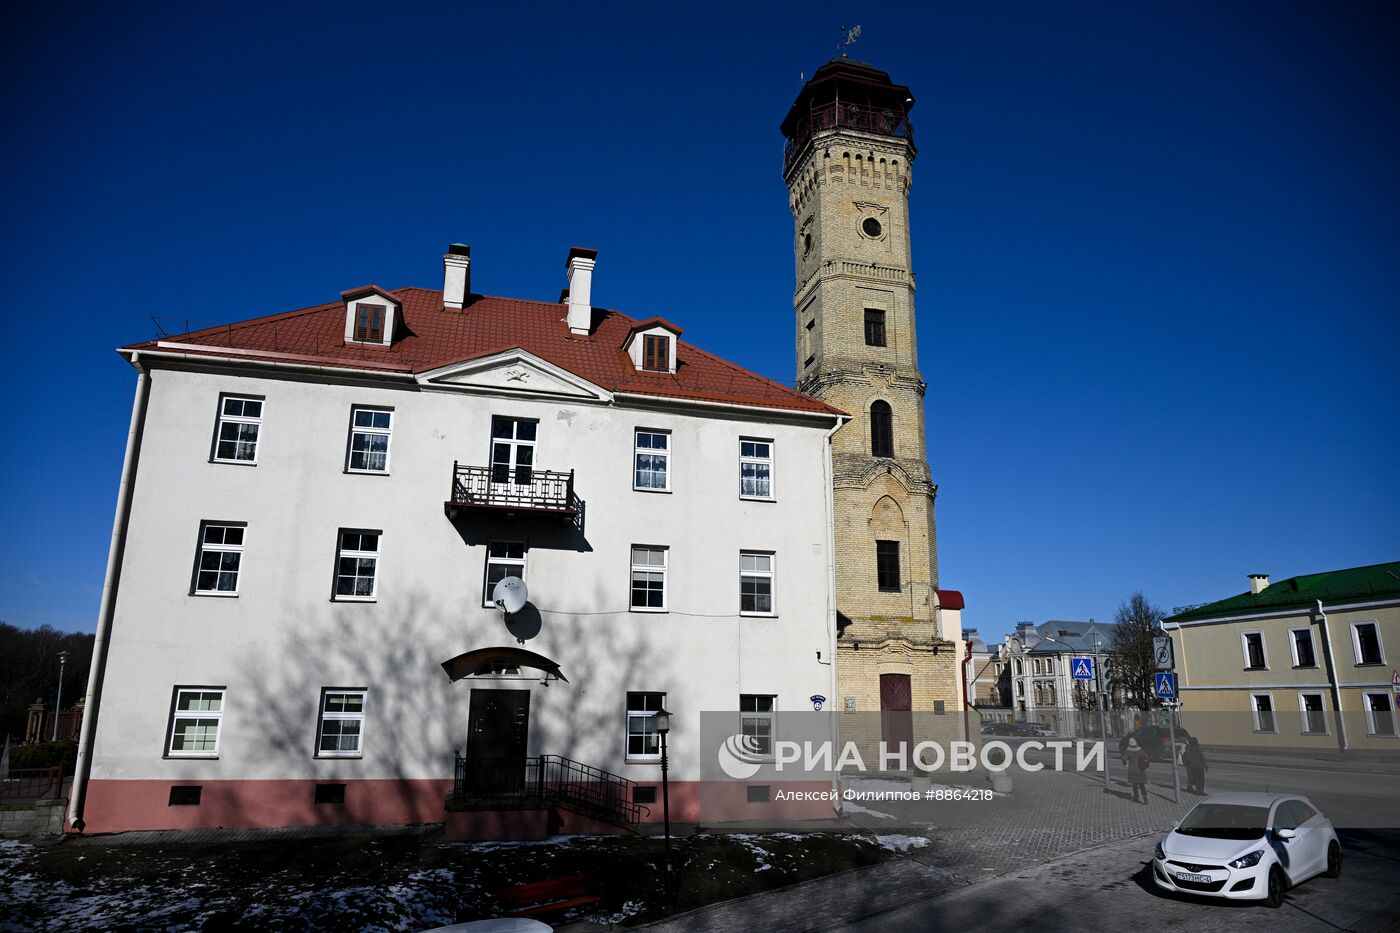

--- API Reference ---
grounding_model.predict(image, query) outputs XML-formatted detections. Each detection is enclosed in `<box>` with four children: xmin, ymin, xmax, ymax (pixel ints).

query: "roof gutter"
<box><xmin>612</xmin><ymin>390</ymin><xmax>843</xmax><ymax>423</ymax></box>
<box><xmin>69</xmin><ymin>352</ymin><xmax>152</xmax><ymax>830</ymax></box>
<box><xmin>118</xmin><ymin>348</ymin><xmax>418</xmax><ymax>382</ymax></box>
<box><xmin>821</xmin><ymin>414</ymin><xmax>848</xmax><ymax>815</ymax></box>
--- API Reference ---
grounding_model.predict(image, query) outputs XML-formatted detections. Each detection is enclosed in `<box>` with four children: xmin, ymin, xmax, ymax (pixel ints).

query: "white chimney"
<box><xmin>565</xmin><ymin>246</ymin><xmax>598</xmax><ymax>335</ymax></box>
<box><xmin>1248</xmin><ymin>573</ymin><xmax>1269</xmax><ymax>595</ymax></box>
<box><xmin>443</xmin><ymin>244</ymin><xmax>471</xmax><ymax>310</ymax></box>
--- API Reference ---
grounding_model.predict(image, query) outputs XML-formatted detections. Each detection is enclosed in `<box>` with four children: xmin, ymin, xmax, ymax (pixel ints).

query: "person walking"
<box><xmin>1124</xmin><ymin>737</ymin><xmax>1150</xmax><ymax>804</ymax></box>
<box><xmin>1183</xmin><ymin>736</ymin><xmax>1208</xmax><ymax>795</ymax></box>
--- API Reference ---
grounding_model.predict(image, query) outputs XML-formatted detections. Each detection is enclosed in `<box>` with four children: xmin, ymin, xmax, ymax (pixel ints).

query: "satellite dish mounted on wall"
<box><xmin>492</xmin><ymin>576</ymin><xmax>528</xmax><ymax>615</ymax></box>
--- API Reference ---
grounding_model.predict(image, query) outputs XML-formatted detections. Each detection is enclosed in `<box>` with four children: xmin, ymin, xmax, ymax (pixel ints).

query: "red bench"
<box><xmin>499</xmin><ymin>873</ymin><xmax>600</xmax><ymax>918</ymax></box>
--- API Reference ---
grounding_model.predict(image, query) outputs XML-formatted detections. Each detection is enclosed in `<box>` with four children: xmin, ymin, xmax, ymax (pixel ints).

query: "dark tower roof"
<box><xmin>781</xmin><ymin>58</ymin><xmax>916</xmax><ymax>175</ymax></box>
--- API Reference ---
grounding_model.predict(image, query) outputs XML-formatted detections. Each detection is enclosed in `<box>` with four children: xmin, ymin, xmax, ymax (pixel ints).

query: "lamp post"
<box><xmin>52</xmin><ymin>651</ymin><xmax>69</xmax><ymax>741</ymax></box>
<box><xmin>1090</xmin><ymin>634</ymin><xmax>1110</xmax><ymax>788</ymax></box>
<box><xmin>654</xmin><ymin>706</ymin><xmax>672</xmax><ymax>907</ymax></box>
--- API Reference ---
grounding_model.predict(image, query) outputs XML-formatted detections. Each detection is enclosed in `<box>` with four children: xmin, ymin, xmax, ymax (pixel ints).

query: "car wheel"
<box><xmin>1325</xmin><ymin>842</ymin><xmax>1342</xmax><ymax>879</ymax></box>
<box><xmin>1265</xmin><ymin>866</ymin><xmax>1286</xmax><ymax>908</ymax></box>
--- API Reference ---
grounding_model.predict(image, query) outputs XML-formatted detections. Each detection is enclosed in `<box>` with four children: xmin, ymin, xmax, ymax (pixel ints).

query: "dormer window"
<box><xmin>643</xmin><ymin>335</ymin><xmax>669</xmax><ymax>372</ymax></box>
<box><xmin>341</xmin><ymin>286</ymin><xmax>400</xmax><ymax>348</ymax></box>
<box><xmin>622</xmin><ymin>317</ymin><xmax>683</xmax><ymax>374</ymax></box>
<box><xmin>354</xmin><ymin>304</ymin><xmax>385</xmax><ymax>343</ymax></box>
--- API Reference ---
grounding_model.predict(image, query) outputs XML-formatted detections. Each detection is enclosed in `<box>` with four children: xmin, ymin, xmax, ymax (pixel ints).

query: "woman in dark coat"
<box><xmin>1124</xmin><ymin>737</ymin><xmax>1149</xmax><ymax>804</ymax></box>
<box><xmin>1183</xmin><ymin>737</ymin><xmax>1208</xmax><ymax>795</ymax></box>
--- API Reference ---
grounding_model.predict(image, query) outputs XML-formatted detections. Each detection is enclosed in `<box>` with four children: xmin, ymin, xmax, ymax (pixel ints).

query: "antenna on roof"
<box><xmin>838</xmin><ymin>24</ymin><xmax>862</xmax><ymax>57</ymax></box>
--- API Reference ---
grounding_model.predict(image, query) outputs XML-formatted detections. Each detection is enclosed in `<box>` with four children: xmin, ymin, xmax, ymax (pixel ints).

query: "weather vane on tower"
<box><xmin>838</xmin><ymin>24</ymin><xmax>862</xmax><ymax>57</ymax></box>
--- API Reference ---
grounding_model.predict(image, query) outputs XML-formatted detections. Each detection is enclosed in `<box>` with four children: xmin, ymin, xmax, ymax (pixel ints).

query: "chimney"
<box><xmin>1248</xmin><ymin>573</ymin><xmax>1269</xmax><ymax>595</ymax></box>
<box><xmin>565</xmin><ymin>246</ymin><xmax>598</xmax><ymax>335</ymax></box>
<box><xmin>443</xmin><ymin>244</ymin><xmax>471</xmax><ymax>310</ymax></box>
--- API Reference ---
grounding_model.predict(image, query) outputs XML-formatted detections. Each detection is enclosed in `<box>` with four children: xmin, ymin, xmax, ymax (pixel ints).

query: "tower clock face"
<box><xmin>862</xmin><ymin>217</ymin><xmax>883</xmax><ymax>238</ymax></box>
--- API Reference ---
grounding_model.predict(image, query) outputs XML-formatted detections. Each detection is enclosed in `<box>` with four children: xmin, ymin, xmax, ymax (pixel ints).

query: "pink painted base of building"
<box><xmin>76</xmin><ymin>779</ymin><xmax>839</xmax><ymax>837</ymax></box>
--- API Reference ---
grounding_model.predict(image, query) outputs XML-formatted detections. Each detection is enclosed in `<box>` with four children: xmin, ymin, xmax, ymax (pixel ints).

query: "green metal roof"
<box><xmin>1165</xmin><ymin>561</ymin><xmax>1400</xmax><ymax>624</ymax></box>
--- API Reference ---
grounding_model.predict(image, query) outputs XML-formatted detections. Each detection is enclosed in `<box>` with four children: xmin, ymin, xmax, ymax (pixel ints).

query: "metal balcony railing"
<box><xmin>784</xmin><ymin>100</ymin><xmax>915</xmax><ymax>172</ymax></box>
<box><xmin>444</xmin><ymin>463</ymin><xmax>584</xmax><ymax>528</ymax></box>
<box><xmin>450</xmin><ymin>754</ymin><xmax>648</xmax><ymax>827</ymax></box>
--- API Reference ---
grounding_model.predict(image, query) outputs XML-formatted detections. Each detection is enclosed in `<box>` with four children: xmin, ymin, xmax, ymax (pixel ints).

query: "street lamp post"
<box><xmin>654</xmin><ymin>706</ymin><xmax>672</xmax><ymax>908</ymax></box>
<box><xmin>52</xmin><ymin>650</ymin><xmax>69</xmax><ymax>742</ymax></box>
<box><xmin>1091</xmin><ymin>635</ymin><xmax>1110</xmax><ymax>788</ymax></box>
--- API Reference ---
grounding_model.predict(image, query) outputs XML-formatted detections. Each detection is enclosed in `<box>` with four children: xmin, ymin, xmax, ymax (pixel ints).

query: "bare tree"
<box><xmin>1111</xmin><ymin>592</ymin><xmax>1163</xmax><ymax>708</ymax></box>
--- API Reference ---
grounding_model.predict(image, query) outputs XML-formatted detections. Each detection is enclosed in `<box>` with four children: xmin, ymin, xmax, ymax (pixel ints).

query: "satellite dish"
<box><xmin>492</xmin><ymin>577</ymin><xmax>528</xmax><ymax>615</ymax></box>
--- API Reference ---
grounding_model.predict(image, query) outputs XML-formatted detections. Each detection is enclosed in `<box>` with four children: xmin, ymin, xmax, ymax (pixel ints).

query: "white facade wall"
<box><xmin>91</xmin><ymin>362</ymin><xmax>839</xmax><ymax>797</ymax></box>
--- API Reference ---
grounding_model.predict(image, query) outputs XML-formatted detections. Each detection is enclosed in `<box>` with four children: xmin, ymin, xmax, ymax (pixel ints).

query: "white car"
<box><xmin>1152</xmin><ymin>793</ymin><xmax>1341</xmax><ymax>907</ymax></box>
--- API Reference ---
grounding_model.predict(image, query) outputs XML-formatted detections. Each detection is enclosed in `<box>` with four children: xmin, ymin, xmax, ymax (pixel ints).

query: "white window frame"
<box><xmin>1241</xmin><ymin>630</ymin><xmax>1268</xmax><ymax>670</ymax></box>
<box><xmin>333</xmin><ymin>530</ymin><xmax>380</xmax><ymax>601</ymax></box>
<box><xmin>1364</xmin><ymin>692</ymin><xmax>1396</xmax><ymax>737</ymax></box>
<box><xmin>739</xmin><ymin>551</ymin><xmax>776</xmax><ymax>616</ymax></box>
<box><xmin>1289</xmin><ymin>626</ymin><xmax>1318</xmax><ymax>669</ymax></box>
<box><xmin>167</xmin><ymin>687</ymin><xmax>225</xmax><ymax>758</ymax></box>
<box><xmin>193</xmin><ymin>522</ymin><xmax>245</xmax><ymax>596</ymax></box>
<box><xmin>739</xmin><ymin>438</ymin><xmax>775</xmax><ymax>500</ymax></box>
<box><xmin>346</xmin><ymin>407</ymin><xmax>393</xmax><ymax>474</ymax></box>
<box><xmin>633</xmin><ymin>429</ymin><xmax>671</xmax><ymax>492</ymax></box>
<box><xmin>1351</xmin><ymin>620</ymin><xmax>1385</xmax><ymax>666</ymax></box>
<box><xmin>482</xmin><ymin>539</ymin><xmax>527</xmax><ymax>608</ymax></box>
<box><xmin>740</xmin><ymin>694</ymin><xmax>777</xmax><ymax>757</ymax></box>
<box><xmin>1250</xmin><ymin>692</ymin><xmax>1276</xmax><ymax>733</ymax></box>
<box><xmin>1298</xmin><ymin>691</ymin><xmax>1328</xmax><ymax>735</ymax></box>
<box><xmin>626</xmin><ymin>691</ymin><xmax>666</xmax><ymax>761</ymax></box>
<box><xmin>211</xmin><ymin>394</ymin><xmax>263</xmax><ymax>464</ymax></box>
<box><xmin>316</xmin><ymin>689</ymin><xmax>367</xmax><ymax>758</ymax></box>
<box><xmin>630</xmin><ymin>545</ymin><xmax>668</xmax><ymax>612</ymax></box>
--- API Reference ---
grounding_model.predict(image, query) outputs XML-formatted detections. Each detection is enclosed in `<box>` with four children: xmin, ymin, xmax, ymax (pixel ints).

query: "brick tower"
<box><xmin>782</xmin><ymin>59</ymin><xmax>962</xmax><ymax>744</ymax></box>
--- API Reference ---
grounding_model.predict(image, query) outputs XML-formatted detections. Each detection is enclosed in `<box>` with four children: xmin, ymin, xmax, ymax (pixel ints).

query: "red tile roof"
<box><xmin>936</xmin><ymin>589</ymin><xmax>966</xmax><ymax>611</ymax></box>
<box><xmin>126</xmin><ymin>288</ymin><xmax>841</xmax><ymax>416</ymax></box>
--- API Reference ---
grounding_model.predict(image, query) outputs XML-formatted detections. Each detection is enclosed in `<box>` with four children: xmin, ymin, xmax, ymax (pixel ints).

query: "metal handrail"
<box><xmin>784</xmin><ymin>100</ymin><xmax>915</xmax><ymax>171</ymax></box>
<box><xmin>449</xmin><ymin>463</ymin><xmax>581</xmax><ymax>514</ymax></box>
<box><xmin>0</xmin><ymin>765</ymin><xmax>64</xmax><ymax>803</ymax></box>
<box><xmin>451</xmin><ymin>753</ymin><xmax>648</xmax><ymax>826</ymax></box>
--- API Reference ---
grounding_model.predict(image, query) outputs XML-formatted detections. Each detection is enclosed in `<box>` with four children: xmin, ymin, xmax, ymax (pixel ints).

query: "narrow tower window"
<box><xmin>864</xmin><ymin>309</ymin><xmax>886</xmax><ymax>347</ymax></box>
<box><xmin>870</xmin><ymin>401</ymin><xmax>894</xmax><ymax>457</ymax></box>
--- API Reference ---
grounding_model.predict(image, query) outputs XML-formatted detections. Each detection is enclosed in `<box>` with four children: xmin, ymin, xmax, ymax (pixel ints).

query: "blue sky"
<box><xmin>2</xmin><ymin>2</ymin><xmax>1396</xmax><ymax>639</ymax></box>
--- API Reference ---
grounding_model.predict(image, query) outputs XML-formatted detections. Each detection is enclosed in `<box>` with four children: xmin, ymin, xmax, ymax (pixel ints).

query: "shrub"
<box><xmin>11</xmin><ymin>739</ymin><xmax>78</xmax><ymax>772</ymax></box>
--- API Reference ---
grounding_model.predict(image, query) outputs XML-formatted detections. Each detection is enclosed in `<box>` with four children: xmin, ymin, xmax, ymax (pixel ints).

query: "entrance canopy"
<box><xmin>441</xmin><ymin>646</ymin><xmax>567</xmax><ymax>683</ymax></box>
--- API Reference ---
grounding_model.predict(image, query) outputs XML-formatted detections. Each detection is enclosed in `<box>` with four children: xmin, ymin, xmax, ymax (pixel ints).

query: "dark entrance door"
<box><xmin>466</xmin><ymin>689</ymin><xmax>530</xmax><ymax>795</ymax></box>
<box><xmin>880</xmin><ymin>673</ymin><xmax>913</xmax><ymax>764</ymax></box>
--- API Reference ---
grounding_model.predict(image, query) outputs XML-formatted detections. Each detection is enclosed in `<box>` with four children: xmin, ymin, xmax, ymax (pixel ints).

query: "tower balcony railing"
<box><xmin>444</xmin><ymin>462</ymin><xmax>584</xmax><ymax>529</ymax></box>
<box><xmin>784</xmin><ymin>101</ymin><xmax>915</xmax><ymax>172</ymax></box>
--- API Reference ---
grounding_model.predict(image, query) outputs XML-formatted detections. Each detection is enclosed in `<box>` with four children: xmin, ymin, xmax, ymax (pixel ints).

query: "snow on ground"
<box><xmin>875</xmin><ymin>834</ymin><xmax>931</xmax><ymax>853</ymax></box>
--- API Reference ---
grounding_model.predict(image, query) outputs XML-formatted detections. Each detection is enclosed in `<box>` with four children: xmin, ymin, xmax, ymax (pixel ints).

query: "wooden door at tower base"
<box><xmin>880</xmin><ymin>673</ymin><xmax>913</xmax><ymax>758</ymax></box>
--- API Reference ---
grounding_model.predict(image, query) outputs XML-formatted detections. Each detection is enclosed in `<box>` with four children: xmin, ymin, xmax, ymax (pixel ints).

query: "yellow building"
<box><xmin>781</xmin><ymin>58</ymin><xmax>964</xmax><ymax>756</ymax></box>
<box><xmin>1163</xmin><ymin>562</ymin><xmax>1400</xmax><ymax>753</ymax></box>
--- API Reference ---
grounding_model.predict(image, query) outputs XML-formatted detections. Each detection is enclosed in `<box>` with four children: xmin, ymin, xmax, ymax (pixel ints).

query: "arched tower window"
<box><xmin>870</xmin><ymin>401</ymin><xmax>894</xmax><ymax>457</ymax></box>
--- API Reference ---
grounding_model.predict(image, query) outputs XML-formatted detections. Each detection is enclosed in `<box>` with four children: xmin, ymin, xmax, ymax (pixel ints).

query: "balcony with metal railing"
<box><xmin>443</xmin><ymin>463</ymin><xmax>584</xmax><ymax>528</ymax></box>
<box><xmin>783</xmin><ymin>100</ymin><xmax>915</xmax><ymax>173</ymax></box>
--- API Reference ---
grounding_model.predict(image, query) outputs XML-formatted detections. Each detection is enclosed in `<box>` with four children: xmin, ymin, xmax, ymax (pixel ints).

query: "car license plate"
<box><xmin>1175</xmin><ymin>872</ymin><xmax>1211</xmax><ymax>884</ymax></box>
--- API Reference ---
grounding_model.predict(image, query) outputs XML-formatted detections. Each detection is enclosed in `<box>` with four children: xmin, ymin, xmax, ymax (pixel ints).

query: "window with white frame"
<box><xmin>634</xmin><ymin>430</ymin><xmax>670</xmax><ymax>491</ymax></box>
<box><xmin>1251</xmin><ymin>693</ymin><xmax>1276</xmax><ymax>733</ymax></box>
<box><xmin>740</xmin><ymin>695</ymin><xmax>776</xmax><ymax>755</ymax></box>
<box><xmin>334</xmin><ymin>531</ymin><xmax>379</xmax><ymax>600</ymax></box>
<box><xmin>1291</xmin><ymin>627</ymin><xmax>1317</xmax><ymax>668</ymax></box>
<box><xmin>626</xmin><ymin>691</ymin><xmax>666</xmax><ymax>759</ymax></box>
<box><xmin>1299</xmin><ymin>692</ymin><xmax>1327</xmax><ymax>735</ymax></box>
<box><xmin>1352</xmin><ymin>621</ymin><xmax>1384</xmax><ymax>665</ymax></box>
<box><xmin>347</xmin><ymin>408</ymin><xmax>392</xmax><ymax>473</ymax></box>
<box><xmin>1365</xmin><ymin>692</ymin><xmax>1396</xmax><ymax>736</ymax></box>
<box><xmin>1242</xmin><ymin>631</ymin><xmax>1267</xmax><ymax>670</ymax></box>
<box><xmin>167</xmin><ymin>688</ymin><xmax>225</xmax><ymax>756</ymax></box>
<box><xmin>740</xmin><ymin>551</ymin><xmax>774</xmax><ymax>615</ymax></box>
<box><xmin>483</xmin><ymin>540</ymin><xmax>526</xmax><ymax>607</ymax></box>
<box><xmin>317</xmin><ymin>689</ymin><xmax>366</xmax><ymax>756</ymax></box>
<box><xmin>739</xmin><ymin>439</ymin><xmax>774</xmax><ymax>499</ymax></box>
<box><xmin>212</xmin><ymin>395</ymin><xmax>263</xmax><ymax>463</ymax></box>
<box><xmin>194</xmin><ymin>523</ymin><xmax>245</xmax><ymax>595</ymax></box>
<box><xmin>630</xmin><ymin>546</ymin><xmax>667</xmax><ymax>611</ymax></box>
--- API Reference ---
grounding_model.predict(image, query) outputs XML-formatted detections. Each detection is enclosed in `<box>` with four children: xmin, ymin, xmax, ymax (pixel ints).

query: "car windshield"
<box><xmin>1176</xmin><ymin>803</ymin><xmax>1269</xmax><ymax>840</ymax></box>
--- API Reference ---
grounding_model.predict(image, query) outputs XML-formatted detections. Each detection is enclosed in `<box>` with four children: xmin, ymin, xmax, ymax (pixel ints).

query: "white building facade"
<box><xmin>69</xmin><ymin>246</ymin><xmax>845</xmax><ymax>836</ymax></box>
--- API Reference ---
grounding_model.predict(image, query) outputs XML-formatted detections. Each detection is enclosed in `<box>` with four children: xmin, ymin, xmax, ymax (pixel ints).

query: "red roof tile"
<box><xmin>126</xmin><ymin>288</ymin><xmax>841</xmax><ymax>416</ymax></box>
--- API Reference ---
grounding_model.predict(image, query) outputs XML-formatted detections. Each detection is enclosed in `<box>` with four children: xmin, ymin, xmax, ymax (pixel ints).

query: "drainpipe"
<box><xmin>1314</xmin><ymin>599</ymin><xmax>1348</xmax><ymax>753</ymax></box>
<box><xmin>68</xmin><ymin>355</ymin><xmax>151</xmax><ymax>830</ymax></box>
<box><xmin>821</xmin><ymin>414</ymin><xmax>847</xmax><ymax>813</ymax></box>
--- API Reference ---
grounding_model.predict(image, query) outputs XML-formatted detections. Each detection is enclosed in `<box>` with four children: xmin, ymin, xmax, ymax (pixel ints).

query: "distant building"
<box><xmin>1001</xmin><ymin>620</ymin><xmax>1121</xmax><ymax>730</ymax></box>
<box><xmin>1163</xmin><ymin>562</ymin><xmax>1400</xmax><ymax>752</ymax></box>
<box><xmin>963</xmin><ymin>629</ymin><xmax>1005</xmax><ymax>709</ymax></box>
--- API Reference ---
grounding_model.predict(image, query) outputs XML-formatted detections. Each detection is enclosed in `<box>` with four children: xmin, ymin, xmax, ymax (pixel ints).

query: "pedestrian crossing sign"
<box><xmin>1154</xmin><ymin>672</ymin><xmax>1177</xmax><ymax>700</ymax></box>
<box><xmin>1071</xmin><ymin>657</ymin><xmax>1095</xmax><ymax>680</ymax></box>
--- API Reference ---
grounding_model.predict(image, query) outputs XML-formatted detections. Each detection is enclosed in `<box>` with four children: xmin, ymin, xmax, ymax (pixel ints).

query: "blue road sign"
<box><xmin>1071</xmin><ymin>657</ymin><xmax>1095</xmax><ymax>680</ymax></box>
<box><xmin>1154</xmin><ymin>672</ymin><xmax>1178</xmax><ymax>700</ymax></box>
